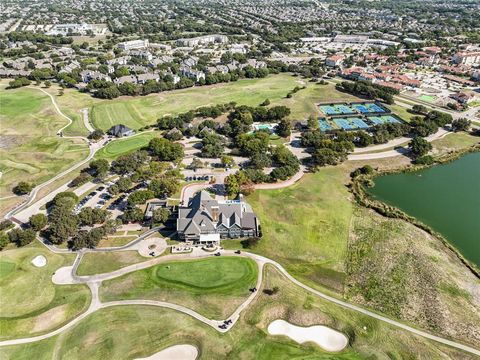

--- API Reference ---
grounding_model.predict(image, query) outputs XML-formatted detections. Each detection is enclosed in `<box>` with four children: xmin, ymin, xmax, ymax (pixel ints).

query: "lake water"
<box><xmin>368</xmin><ymin>152</ymin><xmax>480</xmax><ymax>267</ymax></box>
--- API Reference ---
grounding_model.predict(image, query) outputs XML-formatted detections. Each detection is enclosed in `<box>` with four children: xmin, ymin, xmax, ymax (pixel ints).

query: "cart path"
<box><xmin>1</xmin><ymin>249</ymin><xmax>479</xmax><ymax>357</ymax></box>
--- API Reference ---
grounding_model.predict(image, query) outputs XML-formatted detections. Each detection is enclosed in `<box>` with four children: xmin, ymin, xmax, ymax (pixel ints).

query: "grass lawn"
<box><xmin>0</xmin><ymin>243</ymin><xmax>90</xmax><ymax>340</ymax></box>
<box><xmin>273</xmin><ymin>82</ymin><xmax>361</xmax><ymax>120</ymax></box>
<box><xmin>387</xmin><ymin>104</ymin><xmax>416</xmax><ymax>122</ymax></box>
<box><xmin>0</xmin><ymin>84</ymin><xmax>89</xmax><ymax>196</ymax></box>
<box><xmin>41</xmin><ymin>84</ymin><xmax>101</xmax><ymax>137</ymax></box>
<box><xmin>1</xmin><ymin>266</ymin><xmax>472</xmax><ymax>360</ymax></box>
<box><xmin>100</xmin><ymin>256</ymin><xmax>258</xmax><ymax>318</ymax></box>
<box><xmin>247</xmin><ymin>165</ymin><xmax>353</xmax><ymax>293</ymax></box>
<box><xmin>431</xmin><ymin>132</ymin><xmax>480</xmax><ymax>154</ymax></box>
<box><xmin>95</xmin><ymin>131</ymin><xmax>160</xmax><ymax>160</ymax></box>
<box><xmin>89</xmin><ymin>74</ymin><xmax>303</xmax><ymax>131</ymax></box>
<box><xmin>76</xmin><ymin>251</ymin><xmax>147</xmax><ymax>276</ymax></box>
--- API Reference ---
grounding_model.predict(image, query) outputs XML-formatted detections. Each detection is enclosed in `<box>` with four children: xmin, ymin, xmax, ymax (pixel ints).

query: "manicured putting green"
<box><xmin>153</xmin><ymin>257</ymin><xmax>257</xmax><ymax>292</ymax></box>
<box><xmin>95</xmin><ymin>131</ymin><xmax>159</xmax><ymax>160</ymax></box>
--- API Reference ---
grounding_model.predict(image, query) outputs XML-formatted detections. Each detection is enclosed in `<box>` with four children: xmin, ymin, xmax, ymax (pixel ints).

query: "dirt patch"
<box><xmin>32</xmin><ymin>304</ymin><xmax>68</xmax><ymax>332</ymax></box>
<box><xmin>0</xmin><ymin>135</ymin><xmax>24</xmax><ymax>149</ymax></box>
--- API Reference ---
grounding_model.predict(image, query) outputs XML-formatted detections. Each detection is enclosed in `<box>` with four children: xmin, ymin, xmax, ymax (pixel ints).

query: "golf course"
<box><xmin>0</xmin><ymin>84</ymin><xmax>88</xmax><ymax>197</ymax></box>
<box><xmin>100</xmin><ymin>257</ymin><xmax>258</xmax><ymax>318</ymax></box>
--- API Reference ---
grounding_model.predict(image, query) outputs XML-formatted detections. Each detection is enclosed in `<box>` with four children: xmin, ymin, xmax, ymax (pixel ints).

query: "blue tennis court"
<box><xmin>350</xmin><ymin>117</ymin><xmax>369</xmax><ymax>129</ymax></box>
<box><xmin>352</xmin><ymin>103</ymin><xmax>386</xmax><ymax>114</ymax></box>
<box><xmin>318</xmin><ymin>119</ymin><xmax>333</xmax><ymax>131</ymax></box>
<box><xmin>319</xmin><ymin>104</ymin><xmax>356</xmax><ymax>116</ymax></box>
<box><xmin>367</xmin><ymin>115</ymin><xmax>400</xmax><ymax>125</ymax></box>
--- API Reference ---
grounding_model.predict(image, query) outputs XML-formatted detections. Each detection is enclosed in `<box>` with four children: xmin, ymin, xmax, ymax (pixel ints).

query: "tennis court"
<box><xmin>333</xmin><ymin>117</ymin><xmax>369</xmax><ymax>130</ymax></box>
<box><xmin>352</xmin><ymin>103</ymin><xmax>386</xmax><ymax>114</ymax></box>
<box><xmin>367</xmin><ymin>115</ymin><xmax>401</xmax><ymax>125</ymax></box>
<box><xmin>319</xmin><ymin>104</ymin><xmax>355</xmax><ymax>116</ymax></box>
<box><xmin>318</xmin><ymin>119</ymin><xmax>333</xmax><ymax>131</ymax></box>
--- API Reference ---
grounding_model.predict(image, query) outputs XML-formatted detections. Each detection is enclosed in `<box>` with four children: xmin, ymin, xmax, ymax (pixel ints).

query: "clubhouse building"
<box><xmin>177</xmin><ymin>191</ymin><xmax>259</xmax><ymax>245</ymax></box>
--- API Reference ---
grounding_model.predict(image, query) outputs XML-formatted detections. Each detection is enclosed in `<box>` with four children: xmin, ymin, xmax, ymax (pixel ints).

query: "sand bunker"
<box><xmin>135</xmin><ymin>344</ymin><xmax>198</xmax><ymax>360</ymax></box>
<box><xmin>31</xmin><ymin>255</ymin><xmax>47</xmax><ymax>268</ymax></box>
<box><xmin>268</xmin><ymin>319</ymin><xmax>348</xmax><ymax>352</ymax></box>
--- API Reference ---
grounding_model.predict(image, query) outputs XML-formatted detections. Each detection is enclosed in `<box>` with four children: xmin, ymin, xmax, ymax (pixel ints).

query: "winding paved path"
<box><xmin>4</xmin><ymin>86</ymin><xmax>106</xmax><ymax>221</ymax></box>
<box><xmin>1</xmin><ymin>247</ymin><xmax>479</xmax><ymax>357</ymax></box>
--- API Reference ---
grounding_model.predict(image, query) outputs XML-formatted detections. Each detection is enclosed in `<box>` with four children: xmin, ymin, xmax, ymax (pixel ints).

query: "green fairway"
<box><xmin>0</xmin><ymin>84</ymin><xmax>89</xmax><ymax>196</ymax></box>
<box><xmin>90</xmin><ymin>74</ymin><xmax>303</xmax><ymax>131</ymax></box>
<box><xmin>76</xmin><ymin>251</ymin><xmax>147</xmax><ymax>276</ymax></box>
<box><xmin>274</xmin><ymin>82</ymin><xmax>361</xmax><ymax>120</ymax></box>
<box><xmin>1</xmin><ymin>266</ymin><xmax>469</xmax><ymax>360</ymax></box>
<box><xmin>0</xmin><ymin>244</ymin><xmax>90</xmax><ymax>340</ymax></box>
<box><xmin>247</xmin><ymin>166</ymin><xmax>353</xmax><ymax>293</ymax></box>
<box><xmin>95</xmin><ymin>131</ymin><xmax>160</xmax><ymax>160</ymax></box>
<box><xmin>100</xmin><ymin>256</ymin><xmax>258</xmax><ymax>318</ymax></box>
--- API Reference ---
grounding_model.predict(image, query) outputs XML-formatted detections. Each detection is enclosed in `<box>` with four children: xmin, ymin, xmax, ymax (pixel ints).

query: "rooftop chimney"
<box><xmin>211</xmin><ymin>206</ymin><xmax>219</xmax><ymax>222</ymax></box>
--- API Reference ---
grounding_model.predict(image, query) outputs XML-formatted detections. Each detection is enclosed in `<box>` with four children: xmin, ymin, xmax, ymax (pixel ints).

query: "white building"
<box><xmin>452</xmin><ymin>52</ymin><xmax>480</xmax><ymax>66</ymax></box>
<box><xmin>117</xmin><ymin>39</ymin><xmax>149</xmax><ymax>51</ymax></box>
<box><xmin>176</xmin><ymin>35</ymin><xmax>228</xmax><ymax>47</ymax></box>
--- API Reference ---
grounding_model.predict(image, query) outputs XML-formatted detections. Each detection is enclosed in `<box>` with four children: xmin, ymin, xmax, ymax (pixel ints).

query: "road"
<box><xmin>348</xmin><ymin>128</ymin><xmax>450</xmax><ymax>161</ymax></box>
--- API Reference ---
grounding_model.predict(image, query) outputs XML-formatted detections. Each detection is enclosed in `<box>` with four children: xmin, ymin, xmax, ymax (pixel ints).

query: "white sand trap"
<box><xmin>268</xmin><ymin>319</ymin><xmax>348</xmax><ymax>352</ymax></box>
<box><xmin>135</xmin><ymin>344</ymin><xmax>198</xmax><ymax>360</ymax></box>
<box><xmin>31</xmin><ymin>255</ymin><xmax>47</xmax><ymax>267</ymax></box>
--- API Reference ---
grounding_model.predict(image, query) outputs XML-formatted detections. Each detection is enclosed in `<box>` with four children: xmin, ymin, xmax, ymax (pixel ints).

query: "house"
<box><xmin>450</xmin><ymin>91</ymin><xmax>478</xmax><ymax>104</ymax></box>
<box><xmin>107</xmin><ymin>124</ymin><xmax>134</xmax><ymax>137</ymax></box>
<box><xmin>452</xmin><ymin>52</ymin><xmax>480</xmax><ymax>66</ymax></box>
<box><xmin>80</xmin><ymin>70</ymin><xmax>111</xmax><ymax>83</ymax></box>
<box><xmin>137</xmin><ymin>73</ymin><xmax>160</xmax><ymax>84</ymax></box>
<box><xmin>177</xmin><ymin>191</ymin><xmax>259</xmax><ymax>244</ymax></box>
<box><xmin>114</xmin><ymin>75</ymin><xmax>137</xmax><ymax>85</ymax></box>
<box><xmin>325</xmin><ymin>55</ymin><xmax>344</xmax><ymax>68</ymax></box>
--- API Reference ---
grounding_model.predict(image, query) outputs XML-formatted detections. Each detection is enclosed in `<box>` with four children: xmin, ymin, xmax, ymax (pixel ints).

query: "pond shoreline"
<box><xmin>350</xmin><ymin>143</ymin><xmax>480</xmax><ymax>279</ymax></box>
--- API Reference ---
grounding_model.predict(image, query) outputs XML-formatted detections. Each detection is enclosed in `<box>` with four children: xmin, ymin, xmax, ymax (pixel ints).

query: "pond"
<box><xmin>368</xmin><ymin>152</ymin><xmax>480</xmax><ymax>267</ymax></box>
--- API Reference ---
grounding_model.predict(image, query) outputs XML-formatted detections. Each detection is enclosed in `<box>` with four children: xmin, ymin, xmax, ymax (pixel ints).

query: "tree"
<box><xmin>355</xmin><ymin>131</ymin><xmax>373</xmax><ymax>147</ymax></box>
<box><xmin>225</xmin><ymin>174</ymin><xmax>240</xmax><ymax>198</ymax></box>
<box><xmin>50</xmin><ymin>191</ymin><xmax>78</xmax><ymax>208</ymax></box>
<box><xmin>221</xmin><ymin>155</ymin><xmax>235</xmax><ymax>168</ymax></box>
<box><xmin>152</xmin><ymin>208</ymin><xmax>170</xmax><ymax>224</ymax></box>
<box><xmin>44</xmin><ymin>80</ymin><xmax>51</xmax><ymax>88</ymax></box>
<box><xmin>89</xmin><ymin>159</ymin><xmax>109</xmax><ymax>179</ymax></box>
<box><xmin>8</xmin><ymin>228</ymin><xmax>36</xmax><ymax>247</ymax></box>
<box><xmin>69</xmin><ymin>172</ymin><xmax>93</xmax><ymax>187</ymax></box>
<box><xmin>127</xmin><ymin>190</ymin><xmax>155</xmax><ymax>206</ymax></box>
<box><xmin>116</xmin><ymin>177</ymin><xmax>133</xmax><ymax>192</ymax></box>
<box><xmin>249</xmin><ymin>152</ymin><xmax>272</xmax><ymax>169</ymax></box>
<box><xmin>276</xmin><ymin>118</ymin><xmax>291</xmax><ymax>137</ymax></box>
<box><xmin>412</xmin><ymin>104</ymin><xmax>428</xmax><ymax>115</ymax></box>
<box><xmin>451</xmin><ymin>118</ymin><xmax>471</xmax><ymax>132</ymax></box>
<box><xmin>260</xmin><ymin>98</ymin><xmax>270</xmax><ymax>106</ymax></box>
<box><xmin>148</xmin><ymin>177</ymin><xmax>179</xmax><ymax>198</ymax></box>
<box><xmin>29</xmin><ymin>214</ymin><xmax>48</xmax><ymax>231</ymax></box>
<box><xmin>188</xmin><ymin>157</ymin><xmax>204</xmax><ymax>170</ymax></box>
<box><xmin>0</xmin><ymin>233</ymin><xmax>8</xmax><ymax>251</ymax></box>
<box><xmin>409</xmin><ymin>136</ymin><xmax>432</xmax><ymax>158</ymax></box>
<box><xmin>78</xmin><ymin>207</ymin><xmax>109</xmax><ymax>226</ymax></box>
<box><xmin>13</xmin><ymin>181</ymin><xmax>34</xmax><ymax>195</ymax></box>
<box><xmin>88</xmin><ymin>129</ymin><xmax>104</xmax><ymax>140</ymax></box>
<box><xmin>148</xmin><ymin>138</ymin><xmax>184</xmax><ymax>162</ymax></box>
<box><xmin>312</xmin><ymin>148</ymin><xmax>344</xmax><ymax>167</ymax></box>
<box><xmin>307</xmin><ymin>115</ymin><xmax>319</xmax><ymax>130</ymax></box>
<box><xmin>121</xmin><ymin>207</ymin><xmax>144</xmax><ymax>223</ymax></box>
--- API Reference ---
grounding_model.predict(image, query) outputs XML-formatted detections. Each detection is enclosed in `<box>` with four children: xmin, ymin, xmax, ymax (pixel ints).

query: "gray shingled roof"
<box><xmin>177</xmin><ymin>191</ymin><xmax>257</xmax><ymax>236</ymax></box>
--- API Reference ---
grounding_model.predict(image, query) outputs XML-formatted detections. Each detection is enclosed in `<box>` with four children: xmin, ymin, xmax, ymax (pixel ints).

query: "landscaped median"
<box><xmin>99</xmin><ymin>256</ymin><xmax>258</xmax><ymax>319</ymax></box>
